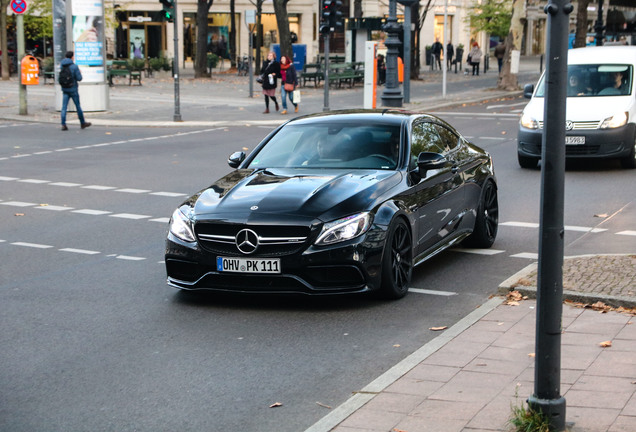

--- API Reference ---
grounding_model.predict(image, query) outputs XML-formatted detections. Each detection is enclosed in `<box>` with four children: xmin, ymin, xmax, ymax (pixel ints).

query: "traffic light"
<box><xmin>320</xmin><ymin>0</ymin><xmax>343</xmax><ymax>34</ymax></box>
<box><xmin>159</xmin><ymin>0</ymin><xmax>174</xmax><ymax>22</ymax></box>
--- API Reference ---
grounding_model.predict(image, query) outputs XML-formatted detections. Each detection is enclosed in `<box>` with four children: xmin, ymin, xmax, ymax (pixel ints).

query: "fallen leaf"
<box><xmin>39</xmin><ymin>203</ymin><xmax>48</xmax><ymax>207</ymax></box>
<box><xmin>528</xmin><ymin>353</ymin><xmax>536</xmax><ymax>357</ymax></box>
<box><xmin>269</xmin><ymin>402</ymin><xmax>283</xmax><ymax>408</ymax></box>
<box><xmin>15</xmin><ymin>213</ymin><xmax>25</xmax><ymax>216</ymax></box>
<box><xmin>316</xmin><ymin>401</ymin><xmax>332</xmax><ymax>409</ymax></box>
<box><xmin>393</xmin><ymin>344</ymin><xmax>401</xmax><ymax>347</ymax></box>
<box><xmin>599</xmin><ymin>341</ymin><xmax>612</xmax><ymax>348</ymax></box>
<box><xmin>105</xmin><ymin>132</ymin><xmax>112</xmax><ymax>135</ymax></box>
<box><xmin>393</xmin><ymin>429</ymin><xmax>408</xmax><ymax>432</ymax></box>
<box><xmin>501</xmin><ymin>130</ymin><xmax>507</xmax><ymax>135</ymax></box>
<box><xmin>594</xmin><ymin>213</ymin><xmax>608</xmax><ymax>218</ymax></box>
<box><xmin>429</xmin><ymin>326</ymin><xmax>447</xmax><ymax>331</ymax></box>
<box><xmin>242</xmin><ymin>147</ymin><xmax>249</xmax><ymax>151</ymax></box>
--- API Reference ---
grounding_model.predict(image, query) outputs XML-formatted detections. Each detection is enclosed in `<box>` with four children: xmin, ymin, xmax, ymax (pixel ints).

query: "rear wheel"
<box><xmin>518</xmin><ymin>153</ymin><xmax>539</xmax><ymax>169</ymax></box>
<box><xmin>380</xmin><ymin>218</ymin><xmax>413</xmax><ymax>300</ymax></box>
<box><xmin>464</xmin><ymin>180</ymin><xmax>498</xmax><ymax>248</ymax></box>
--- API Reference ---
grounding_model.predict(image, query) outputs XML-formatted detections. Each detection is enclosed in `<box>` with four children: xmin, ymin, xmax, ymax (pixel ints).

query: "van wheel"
<box><xmin>620</xmin><ymin>139</ymin><xmax>636</xmax><ymax>169</ymax></box>
<box><xmin>518</xmin><ymin>153</ymin><xmax>539</xmax><ymax>169</ymax></box>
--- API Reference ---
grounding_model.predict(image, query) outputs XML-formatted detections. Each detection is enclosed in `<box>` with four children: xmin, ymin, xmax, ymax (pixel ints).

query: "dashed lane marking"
<box><xmin>59</xmin><ymin>248</ymin><xmax>100</xmax><ymax>255</ymax></box>
<box><xmin>453</xmin><ymin>248</ymin><xmax>505</xmax><ymax>255</ymax></box>
<box><xmin>502</xmin><ymin>221</ymin><xmax>607</xmax><ymax>233</ymax></box>
<box><xmin>1</xmin><ymin>201</ymin><xmax>36</xmax><ymax>207</ymax></box>
<box><xmin>617</xmin><ymin>231</ymin><xmax>636</xmax><ymax>236</ymax></box>
<box><xmin>511</xmin><ymin>252</ymin><xmax>539</xmax><ymax>259</ymax></box>
<box><xmin>36</xmin><ymin>205</ymin><xmax>73</xmax><ymax>211</ymax></box>
<box><xmin>72</xmin><ymin>209</ymin><xmax>112</xmax><ymax>215</ymax></box>
<box><xmin>409</xmin><ymin>288</ymin><xmax>458</xmax><ymax>296</ymax></box>
<box><xmin>109</xmin><ymin>213</ymin><xmax>151</xmax><ymax>220</ymax></box>
<box><xmin>11</xmin><ymin>242</ymin><xmax>54</xmax><ymax>249</ymax></box>
<box><xmin>2</xmin><ymin>176</ymin><xmax>186</xmax><ymax>198</ymax></box>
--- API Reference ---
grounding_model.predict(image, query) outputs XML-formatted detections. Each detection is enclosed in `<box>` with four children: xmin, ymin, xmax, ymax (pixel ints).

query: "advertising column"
<box><xmin>56</xmin><ymin>0</ymin><xmax>108</xmax><ymax>111</ymax></box>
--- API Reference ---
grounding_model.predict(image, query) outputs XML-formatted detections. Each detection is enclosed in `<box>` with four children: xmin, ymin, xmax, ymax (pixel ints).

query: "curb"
<box><xmin>498</xmin><ymin>254</ymin><xmax>636</xmax><ymax>309</ymax></box>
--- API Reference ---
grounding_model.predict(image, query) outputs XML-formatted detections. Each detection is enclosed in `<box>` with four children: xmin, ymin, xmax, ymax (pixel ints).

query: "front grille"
<box><xmin>195</xmin><ymin>223</ymin><xmax>312</xmax><ymax>256</ymax></box>
<box><xmin>566</xmin><ymin>144</ymin><xmax>601</xmax><ymax>155</ymax></box>
<box><xmin>538</xmin><ymin>120</ymin><xmax>600</xmax><ymax>130</ymax></box>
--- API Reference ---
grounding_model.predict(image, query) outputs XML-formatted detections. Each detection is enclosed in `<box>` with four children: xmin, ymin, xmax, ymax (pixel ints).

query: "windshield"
<box><xmin>247</xmin><ymin>121</ymin><xmax>402</xmax><ymax>170</ymax></box>
<box><xmin>535</xmin><ymin>64</ymin><xmax>633</xmax><ymax>97</ymax></box>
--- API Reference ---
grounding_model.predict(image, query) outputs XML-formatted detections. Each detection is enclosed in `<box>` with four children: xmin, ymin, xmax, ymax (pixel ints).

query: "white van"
<box><xmin>518</xmin><ymin>46</ymin><xmax>636</xmax><ymax>169</ymax></box>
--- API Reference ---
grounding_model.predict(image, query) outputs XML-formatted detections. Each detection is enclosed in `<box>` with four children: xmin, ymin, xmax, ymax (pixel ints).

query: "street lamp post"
<box><xmin>397</xmin><ymin>0</ymin><xmax>416</xmax><ymax>104</ymax></box>
<box><xmin>381</xmin><ymin>0</ymin><xmax>403</xmax><ymax>107</ymax></box>
<box><xmin>595</xmin><ymin>0</ymin><xmax>604</xmax><ymax>46</ymax></box>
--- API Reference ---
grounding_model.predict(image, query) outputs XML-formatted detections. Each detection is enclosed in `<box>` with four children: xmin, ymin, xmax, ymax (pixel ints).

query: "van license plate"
<box><xmin>565</xmin><ymin>136</ymin><xmax>585</xmax><ymax>145</ymax></box>
<box><xmin>217</xmin><ymin>256</ymin><xmax>281</xmax><ymax>274</ymax></box>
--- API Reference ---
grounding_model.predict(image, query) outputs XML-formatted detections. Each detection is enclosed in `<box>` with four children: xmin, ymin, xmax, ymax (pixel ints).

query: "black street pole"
<box><xmin>323</xmin><ymin>33</ymin><xmax>330</xmax><ymax>112</ymax></box>
<box><xmin>381</xmin><ymin>0</ymin><xmax>403</xmax><ymax>107</ymax></box>
<box><xmin>172</xmin><ymin>0</ymin><xmax>182</xmax><ymax>122</ymax></box>
<box><xmin>397</xmin><ymin>0</ymin><xmax>416</xmax><ymax>104</ymax></box>
<box><xmin>527</xmin><ymin>1</ymin><xmax>573</xmax><ymax>430</ymax></box>
<box><xmin>595</xmin><ymin>0</ymin><xmax>604</xmax><ymax>46</ymax></box>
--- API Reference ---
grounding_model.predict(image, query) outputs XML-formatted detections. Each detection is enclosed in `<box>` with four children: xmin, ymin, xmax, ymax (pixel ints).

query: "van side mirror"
<box><xmin>228</xmin><ymin>151</ymin><xmax>246</xmax><ymax>168</ymax></box>
<box><xmin>523</xmin><ymin>84</ymin><xmax>535</xmax><ymax>99</ymax></box>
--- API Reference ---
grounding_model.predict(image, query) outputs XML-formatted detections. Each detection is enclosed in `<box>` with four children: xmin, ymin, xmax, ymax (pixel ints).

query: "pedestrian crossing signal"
<box><xmin>159</xmin><ymin>0</ymin><xmax>174</xmax><ymax>22</ymax></box>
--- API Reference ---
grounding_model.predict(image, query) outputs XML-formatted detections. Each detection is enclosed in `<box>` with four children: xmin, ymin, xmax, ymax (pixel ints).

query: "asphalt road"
<box><xmin>1</xmin><ymin>99</ymin><xmax>634</xmax><ymax>431</ymax></box>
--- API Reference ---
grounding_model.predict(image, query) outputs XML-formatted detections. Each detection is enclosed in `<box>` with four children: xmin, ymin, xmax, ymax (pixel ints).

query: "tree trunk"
<box><xmin>255</xmin><ymin>1</ymin><xmax>264</xmax><ymax>74</ymax></box>
<box><xmin>273</xmin><ymin>0</ymin><xmax>291</xmax><ymax>58</ymax></box>
<box><xmin>1</xmin><ymin>0</ymin><xmax>8</xmax><ymax>80</ymax></box>
<box><xmin>574</xmin><ymin>0</ymin><xmax>590</xmax><ymax>48</ymax></box>
<box><xmin>496</xmin><ymin>0</ymin><xmax>524</xmax><ymax>91</ymax></box>
<box><xmin>195</xmin><ymin>0</ymin><xmax>214</xmax><ymax>78</ymax></box>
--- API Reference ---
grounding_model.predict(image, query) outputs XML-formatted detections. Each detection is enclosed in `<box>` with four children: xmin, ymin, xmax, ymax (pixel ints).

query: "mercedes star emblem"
<box><xmin>235</xmin><ymin>229</ymin><xmax>259</xmax><ymax>254</ymax></box>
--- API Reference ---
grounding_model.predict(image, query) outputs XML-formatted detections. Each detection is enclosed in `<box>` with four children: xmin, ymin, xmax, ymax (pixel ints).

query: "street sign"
<box><xmin>10</xmin><ymin>0</ymin><xmax>28</xmax><ymax>14</ymax></box>
<box><xmin>245</xmin><ymin>10</ymin><xmax>256</xmax><ymax>25</ymax></box>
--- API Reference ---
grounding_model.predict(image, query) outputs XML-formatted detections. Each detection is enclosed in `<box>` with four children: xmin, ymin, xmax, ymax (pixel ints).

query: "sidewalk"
<box><xmin>306</xmin><ymin>254</ymin><xmax>636</xmax><ymax>432</ymax></box>
<box><xmin>0</xmin><ymin>55</ymin><xmax>544</xmax><ymax>127</ymax></box>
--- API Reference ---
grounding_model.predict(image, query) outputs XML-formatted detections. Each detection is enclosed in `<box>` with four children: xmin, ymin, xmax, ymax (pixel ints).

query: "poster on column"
<box><xmin>71</xmin><ymin>0</ymin><xmax>104</xmax><ymax>82</ymax></box>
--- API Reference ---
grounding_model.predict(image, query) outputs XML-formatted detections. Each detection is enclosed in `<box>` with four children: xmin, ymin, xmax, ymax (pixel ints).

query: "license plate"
<box><xmin>565</xmin><ymin>136</ymin><xmax>585</xmax><ymax>145</ymax></box>
<box><xmin>217</xmin><ymin>256</ymin><xmax>281</xmax><ymax>274</ymax></box>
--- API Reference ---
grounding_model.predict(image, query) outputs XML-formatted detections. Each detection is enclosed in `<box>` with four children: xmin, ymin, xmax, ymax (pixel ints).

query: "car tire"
<box><xmin>464</xmin><ymin>180</ymin><xmax>498</xmax><ymax>248</ymax></box>
<box><xmin>619</xmin><ymin>138</ymin><xmax>636</xmax><ymax>169</ymax></box>
<box><xmin>518</xmin><ymin>153</ymin><xmax>539</xmax><ymax>169</ymax></box>
<box><xmin>380</xmin><ymin>218</ymin><xmax>413</xmax><ymax>300</ymax></box>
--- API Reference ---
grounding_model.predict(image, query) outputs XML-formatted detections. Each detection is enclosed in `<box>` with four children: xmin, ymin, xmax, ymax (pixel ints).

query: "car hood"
<box><xmin>185</xmin><ymin>168</ymin><xmax>402</xmax><ymax>222</ymax></box>
<box><xmin>525</xmin><ymin>95</ymin><xmax>634</xmax><ymax>122</ymax></box>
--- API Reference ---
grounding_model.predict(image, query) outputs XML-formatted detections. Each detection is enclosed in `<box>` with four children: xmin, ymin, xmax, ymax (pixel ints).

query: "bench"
<box><xmin>43</xmin><ymin>71</ymin><xmax>55</xmax><ymax>84</ymax></box>
<box><xmin>301</xmin><ymin>63</ymin><xmax>323</xmax><ymax>87</ymax></box>
<box><xmin>107</xmin><ymin>60</ymin><xmax>142</xmax><ymax>86</ymax></box>
<box><xmin>326</xmin><ymin>62</ymin><xmax>364</xmax><ymax>88</ymax></box>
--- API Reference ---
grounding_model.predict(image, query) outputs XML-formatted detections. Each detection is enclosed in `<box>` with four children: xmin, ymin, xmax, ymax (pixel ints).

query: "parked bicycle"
<box><xmin>237</xmin><ymin>55</ymin><xmax>250</xmax><ymax>76</ymax></box>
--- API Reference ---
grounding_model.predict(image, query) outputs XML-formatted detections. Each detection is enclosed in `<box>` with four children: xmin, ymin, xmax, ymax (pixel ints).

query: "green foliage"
<box><xmin>42</xmin><ymin>56</ymin><xmax>54</xmax><ymax>72</ymax></box>
<box><xmin>161</xmin><ymin>57</ymin><xmax>172</xmax><ymax>71</ymax></box>
<box><xmin>23</xmin><ymin>0</ymin><xmax>53</xmax><ymax>40</ymax></box>
<box><xmin>509</xmin><ymin>402</ymin><xmax>552</xmax><ymax>432</ymax></box>
<box><xmin>128</xmin><ymin>58</ymin><xmax>145</xmax><ymax>71</ymax></box>
<box><xmin>207</xmin><ymin>52</ymin><xmax>219</xmax><ymax>69</ymax></box>
<box><xmin>149</xmin><ymin>57</ymin><xmax>164</xmax><ymax>71</ymax></box>
<box><xmin>466</xmin><ymin>0</ymin><xmax>512</xmax><ymax>39</ymax></box>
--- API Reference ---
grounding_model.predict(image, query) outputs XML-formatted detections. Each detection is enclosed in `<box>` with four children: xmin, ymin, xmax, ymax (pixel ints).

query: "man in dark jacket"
<box><xmin>431</xmin><ymin>39</ymin><xmax>443</xmax><ymax>71</ymax></box>
<box><xmin>446</xmin><ymin>41</ymin><xmax>454</xmax><ymax>71</ymax></box>
<box><xmin>60</xmin><ymin>51</ymin><xmax>91</xmax><ymax>131</ymax></box>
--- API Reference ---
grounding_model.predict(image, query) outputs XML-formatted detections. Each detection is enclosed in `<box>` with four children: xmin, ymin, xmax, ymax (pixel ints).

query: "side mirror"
<box><xmin>523</xmin><ymin>83</ymin><xmax>535</xmax><ymax>99</ymax></box>
<box><xmin>417</xmin><ymin>152</ymin><xmax>448</xmax><ymax>175</ymax></box>
<box><xmin>228</xmin><ymin>151</ymin><xmax>246</xmax><ymax>168</ymax></box>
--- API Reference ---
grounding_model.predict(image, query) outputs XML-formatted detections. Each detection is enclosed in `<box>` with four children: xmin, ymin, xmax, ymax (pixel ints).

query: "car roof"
<box><xmin>287</xmin><ymin>109</ymin><xmax>437</xmax><ymax>126</ymax></box>
<box><xmin>568</xmin><ymin>46</ymin><xmax>636</xmax><ymax>65</ymax></box>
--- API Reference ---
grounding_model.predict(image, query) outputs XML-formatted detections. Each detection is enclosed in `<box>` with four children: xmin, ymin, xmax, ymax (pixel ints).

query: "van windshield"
<box><xmin>535</xmin><ymin>64</ymin><xmax>633</xmax><ymax>97</ymax></box>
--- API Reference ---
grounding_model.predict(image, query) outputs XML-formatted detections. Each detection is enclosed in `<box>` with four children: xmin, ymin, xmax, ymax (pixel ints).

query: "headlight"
<box><xmin>600</xmin><ymin>112</ymin><xmax>628</xmax><ymax>129</ymax></box>
<box><xmin>169</xmin><ymin>208</ymin><xmax>196</xmax><ymax>242</ymax></box>
<box><xmin>315</xmin><ymin>213</ymin><xmax>372</xmax><ymax>246</ymax></box>
<box><xmin>520</xmin><ymin>113</ymin><xmax>539</xmax><ymax>130</ymax></box>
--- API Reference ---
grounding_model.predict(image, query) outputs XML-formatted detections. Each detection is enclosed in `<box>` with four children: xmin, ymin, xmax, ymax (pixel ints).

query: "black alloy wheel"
<box><xmin>464</xmin><ymin>180</ymin><xmax>499</xmax><ymax>248</ymax></box>
<box><xmin>380</xmin><ymin>218</ymin><xmax>413</xmax><ymax>299</ymax></box>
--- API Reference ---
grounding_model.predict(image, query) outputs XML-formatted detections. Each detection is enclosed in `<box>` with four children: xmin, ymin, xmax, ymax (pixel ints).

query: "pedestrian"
<box><xmin>494</xmin><ymin>41</ymin><xmax>505</xmax><ymax>73</ymax></box>
<box><xmin>431</xmin><ymin>38</ymin><xmax>443</xmax><ymax>71</ymax></box>
<box><xmin>446</xmin><ymin>41</ymin><xmax>454</xmax><ymax>71</ymax></box>
<box><xmin>259</xmin><ymin>51</ymin><xmax>280</xmax><ymax>114</ymax></box>
<box><xmin>376</xmin><ymin>54</ymin><xmax>386</xmax><ymax>85</ymax></box>
<box><xmin>279</xmin><ymin>55</ymin><xmax>298</xmax><ymax>115</ymax></box>
<box><xmin>59</xmin><ymin>51</ymin><xmax>91</xmax><ymax>131</ymax></box>
<box><xmin>468</xmin><ymin>42</ymin><xmax>482</xmax><ymax>76</ymax></box>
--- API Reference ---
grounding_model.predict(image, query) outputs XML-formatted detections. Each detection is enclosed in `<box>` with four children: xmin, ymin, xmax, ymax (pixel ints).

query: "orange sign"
<box><xmin>21</xmin><ymin>55</ymin><xmax>40</xmax><ymax>85</ymax></box>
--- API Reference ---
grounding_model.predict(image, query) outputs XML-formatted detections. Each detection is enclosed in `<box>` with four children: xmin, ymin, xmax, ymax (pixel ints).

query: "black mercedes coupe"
<box><xmin>165</xmin><ymin>110</ymin><xmax>498</xmax><ymax>299</ymax></box>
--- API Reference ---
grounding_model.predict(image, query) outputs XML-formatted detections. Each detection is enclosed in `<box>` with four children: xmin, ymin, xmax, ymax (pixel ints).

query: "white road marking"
<box><xmin>501</xmin><ymin>221</ymin><xmax>540</xmax><ymax>228</ymax></box>
<box><xmin>11</xmin><ymin>242</ymin><xmax>54</xmax><ymax>249</ymax></box>
<box><xmin>1</xmin><ymin>201</ymin><xmax>36</xmax><ymax>207</ymax></box>
<box><xmin>36</xmin><ymin>205</ymin><xmax>73</xmax><ymax>211</ymax></box>
<box><xmin>81</xmin><ymin>185</ymin><xmax>117</xmax><ymax>190</ymax></box>
<box><xmin>149</xmin><ymin>218</ymin><xmax>170</xmax><ymax>223</ymax></box>
<box><xmin>72</xmin><ymin>209</ymin><xmax>112</xmax><ymax>215</ymax></box>
<box><xmin>49</xmin><ymin>182</ymin><xmax>81</xmax><ymax>187</ymax></box>
<box><xmin>59</xmin><ymin>248</ymin><xmax>100</xmax><ymax>255</ymax></box>
<box><xmin>617</xmin><ymin>230</ymin><xmax>636</xmax><ymax>236</ymax></box>
<box><xmin>55</xmin><ymin>148</ymin><xmax>73</xmax><ymax>152</ymax></box>
<box><xmin>109</xmin><ymin>213</ymin><xmax>151</xmax><ymax>220</ymax></box>
<box><xmin>409</xmin><ymin>288</ymin><xmax>458</xmax><ymax>296</ymax></box>
<box><xmin>18</xmin><ymin>179</ymin><xmax>50</xmax><ymax>184</ymax></box>
<box><xmin>116</xmin><ymin>188</ymin><xmax>151</xmax><ymax>194</ymax></box>
<box><xmin>564</xmin><ymin>225</ymin><xmax>607</xmax><ymax>233</ymax></box>
<box><xmin>453</xmin><ymin>248</ymin><xmax>505</xmax><ymax>255</ymax></box>
<box><xmin>511</xmin><ymin>252</ymin><xmax>539</xmax><ymax>259</ymax></box>
<box><xmin>0</xmin><ymin>176</ymin><xmax>19</xmax><ymax>181</ymax></box>
<box><xmin>116</xmin><ymin>255</ymin><xmax>146</xmax><ymax>261</ymax></box>
<box><xmin>150</xmin><ymin>192</ymin><xmax>187</xmax><ymax>197</ymax></box>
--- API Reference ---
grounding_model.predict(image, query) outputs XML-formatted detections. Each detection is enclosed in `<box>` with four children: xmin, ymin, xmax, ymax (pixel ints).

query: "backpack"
<box><xmin>58</xmin><ymin>64</ymin><xmax>75</xmax><ymax>88</ymax></box>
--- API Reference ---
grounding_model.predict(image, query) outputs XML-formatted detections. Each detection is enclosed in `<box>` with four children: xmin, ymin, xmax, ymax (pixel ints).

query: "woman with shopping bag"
<box><xmin>279</xmin><ymin>55</ymin><xmax>299</xmax><ymax>115</ymax></box>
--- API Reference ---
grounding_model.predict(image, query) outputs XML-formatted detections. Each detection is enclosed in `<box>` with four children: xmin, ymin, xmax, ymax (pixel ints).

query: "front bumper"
<box><xmin>518</xmin><ymin>123</ymin><xmax>636</xmax><ymax>159</ymax></box>
<box><xmin>164</xmin><ymin>227</ymin><xmax>387</xmax><ymax>295</ymax></box>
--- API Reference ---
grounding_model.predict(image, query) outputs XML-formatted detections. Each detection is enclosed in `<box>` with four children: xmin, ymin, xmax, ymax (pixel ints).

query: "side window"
<box><xmin>410</xmin><ymin>122</ymin><xmax>444</xmax><ymax>170</ymax></box>
<box><xmin>434</xmin><ymin>124</ymin><xmax>461</xmax><ymax>152</ymax></box>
